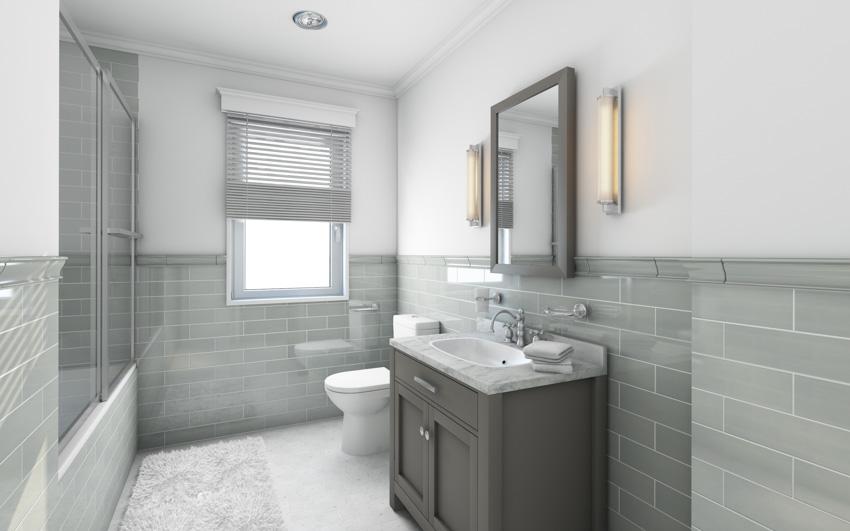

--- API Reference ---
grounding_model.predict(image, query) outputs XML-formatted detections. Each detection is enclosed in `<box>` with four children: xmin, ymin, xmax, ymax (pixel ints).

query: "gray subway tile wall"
<box><xmin>396</xmin><ymin>258</ymin><xmax>693</xmax><ymax>530</ymax></box>
<box><xmin>0</xmin><ymin>266</ymin><xmax>60</xmax><ymax>531</ymax></box>
<box><xmin>0</xmin><ymin>257</ymin><xmax>137</xmax><ymax>531</ymax></box>
<box><xmin>134</xmin><ymin>257</ymin><xmax>397</xmax><ymax>449</ymax></box>
<box><xmin>692</xmin><ymin>282</ymin><xmax>850</xmax><ymax>530</ymax></box>
<box><xmin>49</xmin><ymin>369</ymin><xmax>137</xmax><ymax>531</ymax></box>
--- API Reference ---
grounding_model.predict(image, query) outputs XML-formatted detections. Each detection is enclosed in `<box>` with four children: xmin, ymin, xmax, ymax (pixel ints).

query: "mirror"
<box><xmin>490</xmin><ymin>67</ymin><xmax>576</xmax><ymax>277</ymax></box>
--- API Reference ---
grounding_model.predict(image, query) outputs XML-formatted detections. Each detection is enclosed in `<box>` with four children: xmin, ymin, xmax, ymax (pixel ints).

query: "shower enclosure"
<box><xmin>58</xmin><ymin>6</ymin><xmax>140</xmax><ymax>445</ymax></box>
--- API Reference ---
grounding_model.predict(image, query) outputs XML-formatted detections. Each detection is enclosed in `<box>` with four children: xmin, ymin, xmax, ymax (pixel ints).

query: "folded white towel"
<box><xmin>523</xmin><ymin>340</ymin><xmax>573</xmax><ymax>362</ymax></box>
<box><xmin>531</xmin><ymin>357</ymin><xmax>573</xmax><ymax>367</ymax></box>
<box><xmin>531</xmin><ymin>360</ymin><xmax>573</xmax><ymax>374</ymax></box>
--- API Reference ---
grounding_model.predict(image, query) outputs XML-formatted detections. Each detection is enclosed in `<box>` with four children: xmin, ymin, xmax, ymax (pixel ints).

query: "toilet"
<box><xmin>324</xmin><ymin>314</ymin><xmax>440</xmax><ymax>456</ymax></box>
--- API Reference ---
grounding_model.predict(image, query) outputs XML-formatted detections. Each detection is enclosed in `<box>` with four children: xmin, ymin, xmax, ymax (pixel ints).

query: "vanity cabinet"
<box><xmin>390</xmin><ymin>348</ymin><xmax>606</xmax><ymax>531</ymax></box>
<box><xmin>395</xmin><ymin>384</ymin><xmax>479</xmax><ymax>531</ymax></box>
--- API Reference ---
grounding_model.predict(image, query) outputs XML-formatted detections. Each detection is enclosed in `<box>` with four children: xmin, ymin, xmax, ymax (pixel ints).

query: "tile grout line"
<box><xmin>712</xmin><ymin>387</ymin><xmax>850</xmax><ymax>434</ymax></box>
<box><xmin>720</xmin><ymin>467</ymin><xmax>850</xmax><ymax>526</ymax></box>
<box><xmin>693</xmin><ymin>422</ymin><xmax>850</xmax><ymax>481</ymax></box>
<box><xmin>692</xmin><ymin>317</ymin><xmax>850</xmax><ymax>342</ymax></box>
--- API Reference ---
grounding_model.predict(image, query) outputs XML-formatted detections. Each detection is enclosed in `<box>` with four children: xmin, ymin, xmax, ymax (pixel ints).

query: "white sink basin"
<box><xmin>429</xmin><ymin>337</ymin><xmax>530</xmax><ymax>367</ymax></box>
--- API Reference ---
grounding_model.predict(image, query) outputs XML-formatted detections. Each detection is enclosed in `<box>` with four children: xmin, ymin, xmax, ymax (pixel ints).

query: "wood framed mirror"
<box><xmin>490</xmin><ymin>67</ymin><xmax>576</xmax><ymax>278</ymax></box>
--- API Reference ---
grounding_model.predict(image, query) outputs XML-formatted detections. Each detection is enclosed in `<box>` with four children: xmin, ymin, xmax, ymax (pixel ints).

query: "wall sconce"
<box><xmin>597</xmin><ymin>87</ymin><xmax>622</xmax><ymax>215</ymax></box>
<box><xmin>466</xmin><ymin>144</ymin><xmax>482</xmax><ymax>227</ymax></box>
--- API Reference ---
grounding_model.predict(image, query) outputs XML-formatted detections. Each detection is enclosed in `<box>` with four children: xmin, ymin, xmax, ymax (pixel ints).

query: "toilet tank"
<box><xmin>393</xmin><ymin>314</ymin><xmax>440</xmax><ymax>338</ymax></box>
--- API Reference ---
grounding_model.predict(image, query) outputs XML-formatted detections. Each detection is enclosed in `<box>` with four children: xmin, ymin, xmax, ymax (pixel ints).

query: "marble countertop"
<box><xmin>389</xmin><ymin>331</ymin><xmax>607</xmax><ymax>395</ymax></box>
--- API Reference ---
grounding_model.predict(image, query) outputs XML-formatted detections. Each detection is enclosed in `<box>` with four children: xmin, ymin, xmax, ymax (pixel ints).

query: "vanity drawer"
<box><xmin>393</xmin><ymin>350</ymin><xmax>478</xmax><ymax>430</ymax></box>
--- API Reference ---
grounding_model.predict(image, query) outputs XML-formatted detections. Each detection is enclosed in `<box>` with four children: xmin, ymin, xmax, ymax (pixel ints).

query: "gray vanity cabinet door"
<box><xmin>395</xmin><ymin>383</ymin><xmax>429</xmax><ymax>517</ymax></box>
<box><xmin>429</xmin><ymin>409</ymin><xmax>478</xmax><ymax>531</ymax></box>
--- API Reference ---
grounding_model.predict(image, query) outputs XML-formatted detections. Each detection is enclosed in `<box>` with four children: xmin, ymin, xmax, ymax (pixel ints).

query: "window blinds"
<box><xmin>226</xmin><ymin>112</ymin><xmax>352</xmax><ymax>223</ymax></box>
<box><xmin>497</xmin><ymin>149</ymin><xmax>514</xmax><ymax>229</ymax></box>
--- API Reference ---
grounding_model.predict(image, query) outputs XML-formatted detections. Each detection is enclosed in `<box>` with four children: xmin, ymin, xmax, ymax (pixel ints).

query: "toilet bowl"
<box><xmin>325</xmin><ymin>367</ymin><xmax>391</xmax><ymax>456</ymax></box>
<box><xmin>325</xmin><ymin>314</ymin><xmax>440</xmax><ymax>456</ymax></box>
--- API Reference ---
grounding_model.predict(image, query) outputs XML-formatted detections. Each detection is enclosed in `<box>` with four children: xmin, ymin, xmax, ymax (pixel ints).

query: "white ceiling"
<box><xmin>63</xmin><ymin>0</ymin><xmax>512</xmax><ymax>96</ymax></box>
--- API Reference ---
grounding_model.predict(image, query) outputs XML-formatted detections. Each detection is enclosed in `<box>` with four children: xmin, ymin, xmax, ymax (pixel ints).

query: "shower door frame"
<box><xmin>58</xmin><ymin>3</ymin><xmax>140</xmax><ymax>449</ymax></box>
<box><xmin>99</xmin><ymin>70</ymin><xmax>140</xmax><ymax>402</ymax></box>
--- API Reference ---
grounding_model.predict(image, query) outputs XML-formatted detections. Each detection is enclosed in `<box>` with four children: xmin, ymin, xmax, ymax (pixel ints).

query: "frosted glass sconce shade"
<box><xmin>467</xmin><ymin>144</ymin><xmax>482</xmax><ymax>227</ymax></box>
<box><xmin>597</xmin><ymin>87</ymin><xmax>622</xmax><ymax>214</ymax></box>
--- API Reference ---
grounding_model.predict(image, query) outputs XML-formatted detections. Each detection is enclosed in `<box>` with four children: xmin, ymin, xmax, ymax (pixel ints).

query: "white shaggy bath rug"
<box><xmin>120</xmin><ymin>437</ymin><xmax>286</xmax><ymax>530</ymax></box>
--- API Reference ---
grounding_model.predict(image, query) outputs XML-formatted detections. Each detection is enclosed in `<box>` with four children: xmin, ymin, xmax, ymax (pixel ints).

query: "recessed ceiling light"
<box><xmin>292</xmin><ymin>11</ymin><xmax>328</xmax><ymax>30</ymax></box>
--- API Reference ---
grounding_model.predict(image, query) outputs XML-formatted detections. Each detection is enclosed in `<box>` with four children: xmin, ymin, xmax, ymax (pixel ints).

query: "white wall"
<box><xmin>499</xmin><ymin>118</ymin><xmax>554</xmax><ymax>255</ymax></box>
<box><xmin>398</xmin><ymin>0</ymin><xmax>691</xmax><ymax>257</ymax></box>
<box><xmin>0</xmin><ymin>1</ymin><xmax>58</xmax><ymax>256</ymax></box>
<box><xmin>138</xmin><ymin>56</ymin><xmax>398</xmax><ymax>255</ymax></box>
<box><xmin>692</xmin><ymin>0</ymin><xmax>850</xmax><ymax>258</ymax></box>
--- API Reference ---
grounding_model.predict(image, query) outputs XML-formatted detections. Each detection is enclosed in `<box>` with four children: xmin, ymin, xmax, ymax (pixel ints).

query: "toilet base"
<box><xmin>340</xmin><ymin>404</ymin><xmax>390</xmax><ymax>456</ymax></box>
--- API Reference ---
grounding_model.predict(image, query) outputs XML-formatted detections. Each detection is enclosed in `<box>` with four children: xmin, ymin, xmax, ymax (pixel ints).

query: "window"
<box><xmin>224</xmin><ymin>110</ymin><xmax>353</xmax><ymax>304</ymax></box>
<box><xmin>230</xmin><ymin>219</ymin><xmax>346</xmax><ymax>302</ymax></box>
<box><xmin>497</xmin><ymin>148</ymin><xmax>514</xmax><ymax>229</ymax></box>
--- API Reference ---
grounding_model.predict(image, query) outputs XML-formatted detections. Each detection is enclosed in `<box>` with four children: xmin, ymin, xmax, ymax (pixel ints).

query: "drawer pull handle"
<box><xmin>419</xmin><ymin>426</ymin><xmax>424</xmax><ymax>437</ymax></box>
<box><xmin>413</xmin><ymin>376</ymin><xmax>436</xmax><ymax>393</ymax></box>
<box><xmin>424</xmin><ymin>430</ymin><xmax>430</xmax><ymax>441</ymax></box>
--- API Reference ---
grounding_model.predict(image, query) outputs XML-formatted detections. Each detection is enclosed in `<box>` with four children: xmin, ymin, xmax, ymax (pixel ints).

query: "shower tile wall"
<box><xmin>134</xmin><ymin>256</ymin><xmax>397</xmax><ymax>450</ymax></box>
<box><xmin>50</xmin><ymin>367</ymin><xmax>137</xmax><ymax>531</ymax></box>
<box><xmin>58</xmin><ymin>39</ymin><xmax>99</xmax><ymax>435</ymax></box>
<box><xmin>397</xmin><ymin>257</ymin><xmax>693</xmax><ymax>530</ymax></box>
<box><xmin>691</xmin><ymin>283</ymin><xmax>850</xmax><ymax>530</ymax></box>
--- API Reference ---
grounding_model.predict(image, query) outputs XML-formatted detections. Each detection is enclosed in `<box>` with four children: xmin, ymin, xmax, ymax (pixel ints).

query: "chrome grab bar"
<box><xmin>413</xmin><ymin>376</ymin><xmax>436</xmax><ymax>394</ymax></box>
<box><xmin>543</xmin><ymin>303</ymin><xmax>588</xmax><ymax>320</ymax></box>
<box><xmin>349</xmin><ymin>303</ymin><xmax>378</xmax><ymax>313</ymax></box>
<box><xmin>106</xmin><ymin>228</ymin><xmax>143</xmax><ymax>240</ymax></box>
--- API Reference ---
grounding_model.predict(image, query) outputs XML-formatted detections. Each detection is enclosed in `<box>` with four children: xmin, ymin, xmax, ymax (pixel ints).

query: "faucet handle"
<box><xmin>528</xmin><ymin>328</ymin><xmax>544</xmax><ymax>342</ymax></box>
<box><xmin>502</xmin><ymin>323</ymin><xmax>516</xmax><ymax>342</ymax></box>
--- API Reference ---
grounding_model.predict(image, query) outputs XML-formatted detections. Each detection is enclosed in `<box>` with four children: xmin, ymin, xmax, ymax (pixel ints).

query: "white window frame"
<box><xmin>226</xmin><ymin>219</ymin><xmax>348</xmax><ymax>305</ymax></box>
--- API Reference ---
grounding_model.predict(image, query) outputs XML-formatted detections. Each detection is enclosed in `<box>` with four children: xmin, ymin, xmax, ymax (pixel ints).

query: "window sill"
<box><xmin>225</xmin><ymin>294</ymin><xmax>350</xmax><ymax>306</ymax></box>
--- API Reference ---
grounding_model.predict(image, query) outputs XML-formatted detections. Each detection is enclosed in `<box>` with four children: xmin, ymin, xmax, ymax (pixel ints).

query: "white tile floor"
<box><xmin>109</xmin><ymin>418</ymin><xmax>420</xmax><ymax>531</ymax></box>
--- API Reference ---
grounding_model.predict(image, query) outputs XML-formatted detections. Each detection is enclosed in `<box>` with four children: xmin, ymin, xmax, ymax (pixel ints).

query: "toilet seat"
<box><xmin>325</xmin><ymin>367</ymin><xmax>389</xmax><ymax>394</ymax></box>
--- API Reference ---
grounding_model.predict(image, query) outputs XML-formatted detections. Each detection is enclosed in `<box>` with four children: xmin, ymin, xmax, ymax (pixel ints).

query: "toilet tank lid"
<box><xmin>325</xmin><ymin>367</ymin><xmax>390</xmax><ymax>394</ymax></box>
<box><xmin>393</xmin><ymin>314</ymin><xmax>440</xmax><ymax>330</ymax></box>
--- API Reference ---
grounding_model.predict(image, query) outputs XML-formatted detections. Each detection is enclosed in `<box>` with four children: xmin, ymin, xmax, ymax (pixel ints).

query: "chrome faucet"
<box><xmin>488</xmin><ymin>308</ymin><xmax>527</xmax><ymax>347</ymax></box>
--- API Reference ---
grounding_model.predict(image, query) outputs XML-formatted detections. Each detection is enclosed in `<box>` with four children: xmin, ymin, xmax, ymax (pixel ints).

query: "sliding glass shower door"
<box><xmin>58</xmin><ymin>8</ymin><xmax>139</xmax><ymax>444</ymax></box>
<box><xmin>102</xmin><ymin>80</ymin><xmax>138</xmax><ymax>393</ymax></box>
<box><xmin>58</xmin><ymin>17</ymin><xmax>99</xmax><ymax>439</ymax></box>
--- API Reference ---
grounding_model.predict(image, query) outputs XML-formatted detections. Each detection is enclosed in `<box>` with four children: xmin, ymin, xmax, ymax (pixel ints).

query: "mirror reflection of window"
<box><xmin>497</xmin><ymin>148</ymin><xmax>514</xmax><ymax>264</ymax></box>
<box><xmin>497</xmin><ymin>85</ymin><xmax>559</xmax><ymax>265</ymax></box>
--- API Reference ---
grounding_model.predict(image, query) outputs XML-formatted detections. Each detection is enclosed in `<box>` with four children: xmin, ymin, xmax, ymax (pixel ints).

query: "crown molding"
<box><xmin>500</xmin><ymin>110</ymin><xmax>559</xmax><ymax>128</ymax></box>
<box><xmin>78</xmin><ymin>0</ymin><xmax>511</xmax><ymax>100</ymax></box>
<box><xmin>393</xmin><ymin>0</ymin><xmax>515</xmax><ymax>97</ymax></box>
<box><xmin>78</xmin><ymin>31</ymin><xmax>398</xmax><ymax>99</ymax></box>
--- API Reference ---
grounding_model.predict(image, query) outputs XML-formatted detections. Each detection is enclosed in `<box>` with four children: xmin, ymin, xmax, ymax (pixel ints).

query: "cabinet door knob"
<box><xmin>419</xmin><ymin>426</ymin><xmax>424</xmax><ymax>437</ymax></box>
<box><xmin>424</xmin><ymin>430</ymin><xmax>430</xmax><ymax>441</ymax></box>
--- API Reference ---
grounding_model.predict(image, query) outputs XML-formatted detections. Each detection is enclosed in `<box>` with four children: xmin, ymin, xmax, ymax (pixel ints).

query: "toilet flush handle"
<box><xmin>420</xmin><ymin>426</ymin><xmax>424</xmax><ymax>437</ymax></box>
